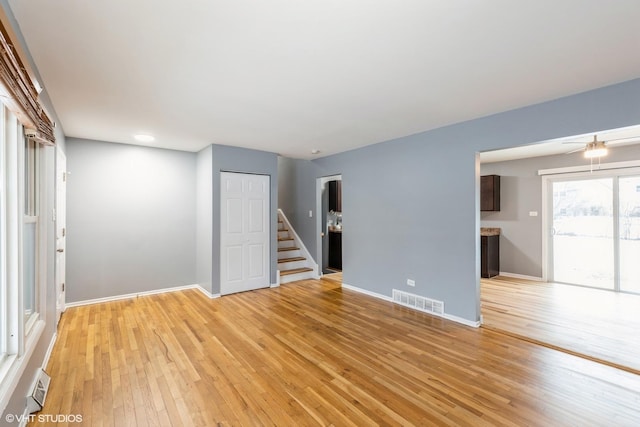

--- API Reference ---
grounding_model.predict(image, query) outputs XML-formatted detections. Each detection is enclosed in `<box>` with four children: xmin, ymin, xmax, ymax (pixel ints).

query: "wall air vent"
<box><xmin>392</xmin><ymin>289</ymin><xmax>444</xmax><ymax>316</ymax></box>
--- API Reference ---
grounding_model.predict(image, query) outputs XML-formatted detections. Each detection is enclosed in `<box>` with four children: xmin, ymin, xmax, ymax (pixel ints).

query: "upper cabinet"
<box><xmin>481</xmin><ymin>175</ymin><xmax>500</xmax><ymax>211</ymax></box>
<box><xmin>329</xmin><ymin>180</ymin><xmax>342</xmax><ymax>212</ymax></box>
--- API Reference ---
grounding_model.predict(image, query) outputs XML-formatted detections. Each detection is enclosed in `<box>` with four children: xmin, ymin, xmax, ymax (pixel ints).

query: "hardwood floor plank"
<box><xmin>481</xmin><ymin>276</ymin><xmax>640</xmax><ymax>374</ymax></box>
<box><xmin>31</xmin><ymin>279</ymin><xmax>640</xmax><ymax>426</ymax></box>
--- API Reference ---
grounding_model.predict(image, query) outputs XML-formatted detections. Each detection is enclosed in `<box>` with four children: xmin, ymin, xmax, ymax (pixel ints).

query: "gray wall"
<box><xmin>211</xmin><ymin>144</ymin><xmax>279</xmax><ymax>293</ymax></box>
<box><xmin>65</xmin><ymin>138</ymin><xmax>197</xmax><ymax>302</ymax></box>
<box><xmin>279</xmin><ymin>79</ymin><xmax>640</xmax><ymax>323</ymax></box>
<box><xmin>481</xmin><ymin>143</ymin><xmax>640</xmax><ymax>277</ymax></box>
<box><xmin>196</xmin><ymin>146</ymin><xmax>213</xmax><ymax>293</ymax></box>
<box><xmin>277</xmin><ymin>157</ymin><xmax>318</xmax><ymax>248</ymax></box>
<box><xmin>277</xmin><ymin>156</ymin><xmax>295</xmax><ymax>215</ymax></box>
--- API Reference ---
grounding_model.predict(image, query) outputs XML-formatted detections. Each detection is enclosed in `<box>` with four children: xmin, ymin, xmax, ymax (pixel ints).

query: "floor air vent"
<box><xmin>26</xmin><ymin>369</ymin><xmax>51</xmax><ymax>414</ymax></box>
<box><xmin>392</xmin><ymin>289</ymin><xmax>444</xmax><ymax>316</ymax></box>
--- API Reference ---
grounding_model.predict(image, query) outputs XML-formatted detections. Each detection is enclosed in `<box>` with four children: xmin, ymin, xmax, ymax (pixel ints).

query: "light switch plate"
<box><xmin>407</xmin><ymin>279</ymin><xmax>415</xmax><ymax>287</ymax></box>
<box><xmin>529</xmin><ymin>211</ymin><xmax>538</xmax><ymax>217</ymax></box>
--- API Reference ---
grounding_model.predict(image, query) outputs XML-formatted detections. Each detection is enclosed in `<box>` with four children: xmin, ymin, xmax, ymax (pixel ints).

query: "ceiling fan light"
<box><xmin>584</xmin><ymin>146</ymin><xmax>608</xmax><ymax>158</ymax></box>
<box><xmin>583</xmin><ymin>140</ymin><xmax>608</xmax><ymax>158</ymax></box>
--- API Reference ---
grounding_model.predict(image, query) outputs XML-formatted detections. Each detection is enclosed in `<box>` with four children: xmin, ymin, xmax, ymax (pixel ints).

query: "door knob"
<box><xmin>57</xmin><ymin>248</ymin><xmax>64</xmax><ymax>253</ymax></box>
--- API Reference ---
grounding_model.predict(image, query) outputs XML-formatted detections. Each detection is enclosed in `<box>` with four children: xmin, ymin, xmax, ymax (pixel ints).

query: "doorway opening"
<box><xmin>478</xmin><ymin>124</ymin><xmax>640</xmax><ymax>374</ymax></box>
<box><xmin>316</xmin><ymin>175</ymin><xmax>342</xmax><ymax>277</ymax></box>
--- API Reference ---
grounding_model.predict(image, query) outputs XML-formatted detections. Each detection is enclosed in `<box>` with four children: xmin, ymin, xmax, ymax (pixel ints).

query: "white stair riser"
<box><xmin>278</xmin><ymin>249</ymin><xmax>301</xmax><ymax>259</ymax></box>
<box><xmin>280</xmin><ymin>271</ymin><xmax>315</xmax><ymax>284</ymax></box>
<box><xmin>277</xmin><ymin>260</ymin><xmax>307</xmax><ymax>271</ymax></box>
<box><xmin>278</xmin><ymin>239</ymin><xmax>296</xmax><ymax>248</ymax></box>
<box><xmin>278</xmin><ymin>230</ymin><xmax>289</xmax><ymax>239</ymax></box>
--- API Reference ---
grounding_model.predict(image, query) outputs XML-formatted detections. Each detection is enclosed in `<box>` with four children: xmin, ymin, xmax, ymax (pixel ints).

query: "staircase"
<box><xmin>277</xmin><ymin>210</ymin><xmax>318</xmax><ymax>284</ymax></box>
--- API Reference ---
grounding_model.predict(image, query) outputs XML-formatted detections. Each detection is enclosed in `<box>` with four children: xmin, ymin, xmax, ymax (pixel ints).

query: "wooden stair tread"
<box><xmin>278</xmin><ymin>256</ymin><xmax>306</xmax><ymax>263</ymax></box>
<box><xmin>278</xmin><ymin>247</ymin><xmax>300</xmax><ymax>252</ymax></box>
<box><xmin>280</xmin><ymin>267</ymin><xmax>313</xmax><ymax>276</ymax></box>
<box><xmin>278</xmin><ymin>237</ymin><xmax>294</xmax><ymax>241</ymax></box>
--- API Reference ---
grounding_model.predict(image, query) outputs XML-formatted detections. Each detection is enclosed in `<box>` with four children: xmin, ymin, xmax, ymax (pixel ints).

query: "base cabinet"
<box><xmin>481</xmin><ymin>235</ymin><xmax>499</xmax><ymax>278</ymax></box>
<box><xmin>328</xmin><ymin>231</ymin><xmax>342</xmax><ymax>270</ymax></box>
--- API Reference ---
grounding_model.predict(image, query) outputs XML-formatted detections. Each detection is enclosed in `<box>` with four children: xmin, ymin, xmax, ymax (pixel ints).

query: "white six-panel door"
<box><xmin>220</xmin><ymin>172</ymin><xmax>270</xmax><ymax>295</ymax></box>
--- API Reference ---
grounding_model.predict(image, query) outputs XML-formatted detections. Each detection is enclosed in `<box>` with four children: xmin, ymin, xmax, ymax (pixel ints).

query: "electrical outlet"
<box><xmin>529</xmin><ymin>211</ymin><xmax>538</xmax><ymax>217</ymax></box>
<box><xmin>309</xmin><ymin>210</ymin><xmax>313</xmax><ymax>218</ymax></box>
<box><xmin>406</xmin><ymin>279</ymin><xmax>415</xmax><ymax>287</ymax></box>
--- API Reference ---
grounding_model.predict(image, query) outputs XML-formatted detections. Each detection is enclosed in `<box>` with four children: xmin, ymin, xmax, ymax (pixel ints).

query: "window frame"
<box><xmin>0</xmin><ymin>103</ymin><xmax>46</xmax><ymax>407</ymax></box>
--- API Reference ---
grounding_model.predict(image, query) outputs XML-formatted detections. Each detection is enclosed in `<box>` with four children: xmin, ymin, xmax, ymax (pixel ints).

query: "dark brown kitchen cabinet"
<box><xmin>328</xmin><ymin>231</ymin><xmax>342</xmax><ymax>270</ymax></box>
<box><xmin>328</xmin><ymin>180</ymin><xmax>342</xmax><ymax>212</ymax></box>
<box><xmin>481</xmin><ymin>175</ymin><xmax>500</xmax><ymax>211</ymax></box>
<box><xmin>481</xmin><ymin>235</ymin><xmax>499</xmax><ymax>278</ymax></box>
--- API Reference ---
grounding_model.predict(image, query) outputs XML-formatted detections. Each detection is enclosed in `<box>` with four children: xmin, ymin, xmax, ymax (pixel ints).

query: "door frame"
<box><xmin>316</xmin><ymin>174</ymin><xmax>341</xmax><ymax>276</ymax></box>
<box><xmin>55</xmin><ymin>147</ymin><xmax>66</xmax><ymax>323</ymax></box>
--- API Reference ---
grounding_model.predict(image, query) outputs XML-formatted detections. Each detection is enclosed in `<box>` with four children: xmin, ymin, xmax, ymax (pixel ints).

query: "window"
<box><xmin>0</xmin><ymin>102</ymin><xmax>43</xmax><ymax>383</ymax></box>
<box><xmin>23</xmin><ymin>132</ymin><xmax>39</xmax><ymax>333</ymax></box>
<box><xmin>0</xmin><ymin>103</ymin><xmax>6</xmax><ymax>367</ymax></box>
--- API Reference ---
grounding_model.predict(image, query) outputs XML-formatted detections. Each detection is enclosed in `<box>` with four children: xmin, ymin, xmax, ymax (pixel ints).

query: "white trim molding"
<box><xmin>42</xmin><ymin>332</ymin><xmax>57</xmax><ymax>372</ymax></box>
<box><xmin>341</xmin><ymin>283</ymin><xmax>393</xmax><ymax>302</ymax></box>
<box><xmin>66</xmin><ymin>284</ymin><xmax>217</xmax><ymax>308</ymax></box>
<box><xmin>342</xmin><ymin>283</ymin><xmax>480</xmax><ymax>328</ymax></box>
<box><xmin>195</xmin><ymin>285</ymin><xmax>220</xmax><ymax>299</ymax></box>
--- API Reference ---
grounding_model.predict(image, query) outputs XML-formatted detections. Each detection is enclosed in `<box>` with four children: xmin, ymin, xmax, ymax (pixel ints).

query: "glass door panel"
<box><xmin>552</xmin><ymin>178</ymin><xmax>614</xmax><ymax>289</ymax></box>
<box><xmin>619</xmin><ymin>175</ymin><xmax>640</xmax><ymax>294</ymax></box>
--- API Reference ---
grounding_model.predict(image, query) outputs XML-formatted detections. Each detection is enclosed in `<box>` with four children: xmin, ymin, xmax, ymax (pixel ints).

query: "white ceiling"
<box><xmin>8</xmin><ymin>1</ymin><xmax>640</xmax><ymax>159</ymax></box>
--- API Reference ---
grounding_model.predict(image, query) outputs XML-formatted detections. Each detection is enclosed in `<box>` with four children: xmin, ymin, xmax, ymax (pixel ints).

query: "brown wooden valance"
<box><xmin>0</xmin><ymin>14</ymin><xmax>55</xmax><ymax>145</ymax></box>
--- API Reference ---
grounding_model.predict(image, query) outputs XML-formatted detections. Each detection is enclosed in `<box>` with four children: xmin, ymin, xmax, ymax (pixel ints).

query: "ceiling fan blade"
<box><xmin>605</xmin><ymin>135</ymin><xmax>640</xmax><ymax>145</ymax></box>
<box><xmin>565</xmin><ymin>147</ymin><xmax>584</xmax><ymax>154</ymax></box>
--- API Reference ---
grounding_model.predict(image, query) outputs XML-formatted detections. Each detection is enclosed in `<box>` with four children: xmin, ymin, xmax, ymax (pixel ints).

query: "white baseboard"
<box><xmin>341</xmin><ymin>283</ymin><xmax>480</xmax><ymax>328</ymax></box>
<box><xmin>66</xmin><ymin>284</ymin><xmax>213</xmax><ymax>308</ymax></box>
<box><xmin>42</xmin><ymin>332</ymin><xmax>57</xmax><ymax>372</ymax></box>
<box><xmin>195</xmin><ymin>285</ymin><xmax>220</xmax><ymax>299</ymax></box>
<box><xmin>442</xmin><ymin>313</ymin><xmax>481</xmax><ymax>328</ymax></box>
<box><xmin>499</xmin><ymin>272</ymin><xmax>544</xmax><ymax>282</ymax></box>
<box><xmin>341</xmin><ymin>283</ymin><xmax>393</xmax><ymax>302</ymax></box>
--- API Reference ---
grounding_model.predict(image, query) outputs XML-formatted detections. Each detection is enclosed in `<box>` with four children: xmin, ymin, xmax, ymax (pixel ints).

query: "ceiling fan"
<box><xmin>564</xmin><ymin>134</ymin><xmax>640</xmax><ymax>158</ymax></box>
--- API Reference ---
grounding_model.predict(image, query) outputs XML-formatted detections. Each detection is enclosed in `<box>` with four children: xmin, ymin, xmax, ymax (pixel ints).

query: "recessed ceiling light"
<box><xmin>134</xmin><ymin>133</ymin><xmax>155</xmax><ymax>142</ymax></box>
<box><xmin>311</xmin><ymin>149</ymin><xmax>320</xmax><ymax>155</ymax></box>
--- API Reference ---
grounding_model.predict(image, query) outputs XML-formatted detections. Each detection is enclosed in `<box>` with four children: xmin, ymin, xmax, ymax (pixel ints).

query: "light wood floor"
<box><xmin>34</xmin><ymin>279</ymin><xmax>640</xmax><ymax>426</ymax></box>
<box><xmin>481</xmin><ymin>276</ymin><xmax>640</xmax><ymax>374</ymax></box>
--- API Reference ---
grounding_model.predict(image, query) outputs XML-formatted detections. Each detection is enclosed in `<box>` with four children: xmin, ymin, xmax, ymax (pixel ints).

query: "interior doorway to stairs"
<box><xmin>317</xmin><ymin>175</ymin><xmax>342</xmax><ymax>275</ymax></box>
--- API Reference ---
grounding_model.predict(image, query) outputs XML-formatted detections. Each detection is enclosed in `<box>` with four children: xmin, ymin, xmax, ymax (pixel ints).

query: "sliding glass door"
<box><xmin>619</xmin><ymin>175</ymin><xmax>640</xmax><ymax>293</ymax></box>
<box><xmin>551</xmin><ymin>178</ymin><xmax>614</xmax><ymax>289</ymax></box>
<box><xmin>548</xmin><ymin>170</ymin><xmax>640</xmax><ymax>294</ymax></box>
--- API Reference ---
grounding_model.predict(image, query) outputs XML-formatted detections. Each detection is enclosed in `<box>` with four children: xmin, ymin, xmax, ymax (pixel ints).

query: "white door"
<box><xmin>220</xmin><ymin>172</ymin><xmax>270</xmax><ymax>295</ymax></box>
<box><xmin>55</xmin><ymin>148</ymin><xmax>66</xmax><ymax>323</ymax></box>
